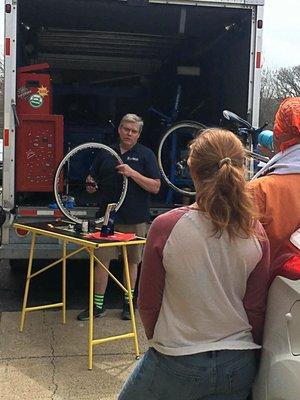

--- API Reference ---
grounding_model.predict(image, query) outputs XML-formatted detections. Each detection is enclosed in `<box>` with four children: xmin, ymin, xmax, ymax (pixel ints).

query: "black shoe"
<box><xmin>77</xmin><ymin>305</ymin><xmax>106</xmax><ymax>321</ymax></box>
<box><xmin>121</xmin><ymin>302</ymin><xmax>133</xmax><ymax>320</ymax></box>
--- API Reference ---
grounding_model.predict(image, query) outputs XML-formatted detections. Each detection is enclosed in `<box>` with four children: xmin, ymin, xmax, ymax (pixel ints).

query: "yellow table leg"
<box><xmin>20</xmin><ymin>232</ymin><xmax>36</xmax><ymax>332</ymax></box>
<box><xmin>88</xmin><ymin>248</ymin><xmax>95</xmax><ymax>370</ymax></box>
<box><xmin>62</xmin><ymin>240</ymin><xmax>67</xmax><ymax>324</ymax></box>
<box><xmin>122</xmin><ymin>245</ymin><xmax>140</xmax><ymax>359</ymax></box>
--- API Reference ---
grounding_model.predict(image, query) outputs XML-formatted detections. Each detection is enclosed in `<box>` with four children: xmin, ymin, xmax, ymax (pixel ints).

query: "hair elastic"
<box><xmin>219</xmin><ymin>157</ymin><xmax>232</xmax><ymax>168</ymax></box>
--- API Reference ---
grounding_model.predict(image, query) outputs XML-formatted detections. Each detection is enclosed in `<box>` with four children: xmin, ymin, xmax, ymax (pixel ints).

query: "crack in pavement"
<box><xmin>0</xmin><ymin>350</ymin><xmax>135</xmax><ymax>362</ymax></box>
<box><xmin>43</xmin><ymin>312</ymin><xmax>58</xmax><ymax>399</ymax></box>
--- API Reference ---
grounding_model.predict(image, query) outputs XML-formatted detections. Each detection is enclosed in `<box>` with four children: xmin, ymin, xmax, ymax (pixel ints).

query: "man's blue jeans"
<box><xmin>119</xmin><ymin>347</ymin><xmax>256</xmax><ymax>400</ymax></box>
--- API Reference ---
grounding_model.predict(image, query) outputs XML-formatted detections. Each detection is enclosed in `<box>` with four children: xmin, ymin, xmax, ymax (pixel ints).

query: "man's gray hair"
<box><xmin>119</xmin><ymin>114</ymin><xmax>144</xmax><ymax>133</ymax></box>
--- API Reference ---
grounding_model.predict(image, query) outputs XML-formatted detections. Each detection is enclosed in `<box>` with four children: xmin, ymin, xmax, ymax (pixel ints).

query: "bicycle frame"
<box><xmin>157</xmin><ymin>111</ymin><xmax>270</xmax><ymax>199</ymax></box>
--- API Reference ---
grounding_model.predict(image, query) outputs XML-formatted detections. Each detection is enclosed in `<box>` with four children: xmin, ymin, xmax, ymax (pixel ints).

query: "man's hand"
<box><xmin>115</xmin><ymin>163</ymin><xmax>136</xmax><ymax>178</ymax></box>
<box><xmin>86</xmin><ymin>175</ymin><xmax>98</xmax><ymax>194</ymax></box>
<box><xmin>116</xmin><ymin>163</ymin><xmax>160</xmax><ymax>194</ymax></box>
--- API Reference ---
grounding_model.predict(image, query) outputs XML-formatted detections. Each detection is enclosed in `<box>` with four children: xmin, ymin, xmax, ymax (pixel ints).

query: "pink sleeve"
<box><xmin>243</xmin><ymin>222</ymin><xmax>270</xmax><ymax>345</ymax></box>
<box><xmin>138</xmin><ymin>209</ymin><xmax>184</xmax><ymax>339</ymax></box>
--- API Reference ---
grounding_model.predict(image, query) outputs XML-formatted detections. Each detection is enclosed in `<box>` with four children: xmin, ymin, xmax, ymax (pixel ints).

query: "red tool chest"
<box><xmin>17</xmin><ymin>63</ymin><xmax>52</xmax><ymax>115</ymax></box>
<box><xmin>16</xmin><ymin>115</ymin><xmax>64</xmax><ymax>192</ymax></box>
<box><xmin>16</xmin><ymin>64</ymin><xmax>64</xmax><ymax>192</ymax></box>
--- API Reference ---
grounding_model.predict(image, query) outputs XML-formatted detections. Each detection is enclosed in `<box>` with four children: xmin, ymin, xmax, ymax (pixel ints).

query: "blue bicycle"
<box><xmin>150</xmin><ymin>84</ymin><xmax>205</xmax><ymax>202</ymax></box>
<box><xmin>157</xmin><ymin>109</ymin><xmax>269</xmax><ymax>200</ymax></box>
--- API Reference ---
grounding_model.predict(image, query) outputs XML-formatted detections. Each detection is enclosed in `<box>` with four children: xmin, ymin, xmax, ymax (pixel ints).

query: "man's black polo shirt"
<box><xmin>90</xmin><ymin>143</ymin><xmax>160</xmax><ymax>224</ymax></box>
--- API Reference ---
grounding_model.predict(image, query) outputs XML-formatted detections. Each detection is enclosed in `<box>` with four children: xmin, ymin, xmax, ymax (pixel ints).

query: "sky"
<box><xmin>0</xmin><ymin>0</ymin><xmax>299</xmax><ymax>69</ymax></box>
<box><xmin>263</xmin><ymin>0</ymin><xmax>300</xmax><ymax>68</ymax></box>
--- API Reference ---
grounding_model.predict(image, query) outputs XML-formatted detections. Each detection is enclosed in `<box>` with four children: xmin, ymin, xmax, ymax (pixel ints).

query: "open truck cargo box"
<box><xmin>2</xmin><ymin>0</ymin><xmax>263</xmax><ymax>259</ymax></box>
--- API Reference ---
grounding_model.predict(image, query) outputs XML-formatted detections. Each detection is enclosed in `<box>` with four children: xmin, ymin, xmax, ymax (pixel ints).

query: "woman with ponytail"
<box><xmin>119</xmin><ymin>128</ymin><xmax>270</xmax><ymax>400</ymax></box>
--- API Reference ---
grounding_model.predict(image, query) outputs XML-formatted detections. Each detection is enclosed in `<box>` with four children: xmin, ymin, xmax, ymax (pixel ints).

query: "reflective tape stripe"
<box><xmin>19</xmin><ymin>209</ymin><xmax>62</xmax><ymax>217</ymax></box>
<box><xmin>4</xmin><ymin>129</ymin><xmax>9</xmax><ymax>146</ymax></box>
<box><xmin>5</xmin><ymin>38</ymin><xmax>10</xmax><ymax>56</ymax></box>
<box><xmin>256</xmin><ymin>52</ymin><xmax>261</xmax><ymax>69</ymax></box>
<box><xmin>18</xmin><ymin>210</ymin><xmax>87</xmax><ymax>217</ymax></box>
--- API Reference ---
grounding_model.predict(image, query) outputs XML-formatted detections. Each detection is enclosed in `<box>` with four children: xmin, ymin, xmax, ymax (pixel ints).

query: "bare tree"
<box><xmin>259</xmin><ymin>65</ymin><xmax>300</xmax><ymax>128</ymax></box>
<box><xmin>275</xmin><ymin>66</ymin><xmax>300</xmax><ymax>98</ymax></box>
<box><xmin>259</xmin><ymin>67</ymin><xmax>281</xmax><ymax>128</ymax></box>
<box><xmin>260</xmin><ymin>67</ymin><xmax>277</xmax><ymax>99</ymax></box>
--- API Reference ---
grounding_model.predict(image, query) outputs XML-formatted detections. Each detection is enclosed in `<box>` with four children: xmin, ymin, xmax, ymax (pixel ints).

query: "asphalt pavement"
<box><xmin>0</xmin><ymin>259</ymin><xmax>147</xmax><ymax>399</ymax></box>
<box><xmin>0</xmin><ymin>259</ymin><xmax>125</xmax><ymax>312</ymax></box>
<box><xmin>0</xmin><ymin>309</ymin><xmax>148</xmax><ymax>400</ymax></box>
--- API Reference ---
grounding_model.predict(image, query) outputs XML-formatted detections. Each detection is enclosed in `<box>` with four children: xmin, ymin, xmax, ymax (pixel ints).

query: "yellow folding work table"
<box><xmin>14</xmin><ymin>221</ymin><xmax>146</xmax><ymax>370</ymax></box>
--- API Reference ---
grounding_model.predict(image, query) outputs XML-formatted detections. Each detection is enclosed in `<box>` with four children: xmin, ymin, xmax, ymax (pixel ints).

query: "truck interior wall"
<box><xmin>16</xmin><ymin>0</ymin><xmax>252</xmax><ymax>206</ymax></box>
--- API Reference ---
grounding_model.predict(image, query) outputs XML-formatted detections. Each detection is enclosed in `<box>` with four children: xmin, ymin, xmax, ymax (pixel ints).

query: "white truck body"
<box><xmin>253</xmin><ymin>277</ymin><xmax>300</xmax><ymax>400</ymax></box>
<box><xmin>3</xmin><ymin>0</ymin><xmax>264</xmax><ymax>260</ymax></box>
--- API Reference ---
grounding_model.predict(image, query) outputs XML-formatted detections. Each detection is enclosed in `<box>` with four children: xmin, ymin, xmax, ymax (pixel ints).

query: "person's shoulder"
<box><xmin>252</xmin><ymin>219</ymin><xmax>270</xmax><ymax>257</ymax></box>
<box><xmin>151</xmin><ymin>207</ymin><xmax>189</xmax><ymax>230</ymax></box>
<box><xmin>248</xmin><ymin>175</ymin><xmax>278</xmax><ymax>190</ymax></box>
<box><xmin>110</xmin><ymin>143</ymin><xmax>119</xmax><ymax>151</ymax></box>
<box><xmin>135</xmin><ymin>143</ymin><xmax>155</xmax><ymax>156</ymax></box>
<box><xmin>97</xmin><ymin>142</ymin><xmax>118</xmax><ymax>156</ymax></box>
<box><xmin>252</xmin><ymin>219</ymin><xmax>267</xmax><ymax>237</ymax></box>
<box><xmin>249</xmin><ymin>174</ymin><xmax>300</xmax><ymax>191</ymax></box>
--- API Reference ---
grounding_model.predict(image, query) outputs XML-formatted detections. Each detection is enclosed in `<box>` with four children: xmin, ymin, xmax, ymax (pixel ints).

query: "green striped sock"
<box><xmin>94</xmin><ymin>294</ymin><xmax>104</xmax><ymax>310</ymax></box>
<box><xmin>124</xmin><ymin>289</ymin><xmax>135</xmax><ymax>304</ymax></box>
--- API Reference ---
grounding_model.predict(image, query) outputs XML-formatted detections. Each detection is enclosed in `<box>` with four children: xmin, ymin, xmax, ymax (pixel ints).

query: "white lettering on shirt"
<box><xmin>126</xmin><ymin>156</ymin><xmax>139</xmax><ymax>162</ymax></box>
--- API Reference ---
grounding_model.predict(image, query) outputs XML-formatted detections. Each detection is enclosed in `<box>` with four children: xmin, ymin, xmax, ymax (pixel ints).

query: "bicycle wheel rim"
<box><xmin>53</xmin><ymin>142</ymin><xmax>128</xmax><ymax>224</ymax></box>
<box><xmin>158</xmin><ymin>121</ymin><xmax>205</xmax><ymax>196</ymax></box>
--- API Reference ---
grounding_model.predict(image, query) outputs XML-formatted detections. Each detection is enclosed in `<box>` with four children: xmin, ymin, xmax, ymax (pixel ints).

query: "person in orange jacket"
<box><xmin>248</xmin><ymin>97</ymin><xmax>300</xmax><ymax>283</ymax></box>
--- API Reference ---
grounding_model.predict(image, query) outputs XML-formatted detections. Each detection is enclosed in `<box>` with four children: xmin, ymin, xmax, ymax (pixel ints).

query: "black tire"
<box><xmin>158</xmin><ymin>121</ymin><xmax>205</xmax><ymax>196</ymax></box>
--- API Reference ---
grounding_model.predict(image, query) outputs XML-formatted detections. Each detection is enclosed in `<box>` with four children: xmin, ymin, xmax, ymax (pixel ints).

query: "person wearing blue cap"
<box><xmin>258</xmin><ymin>130</ymin><xmax>274</xmax><ymax>158</ymax></box>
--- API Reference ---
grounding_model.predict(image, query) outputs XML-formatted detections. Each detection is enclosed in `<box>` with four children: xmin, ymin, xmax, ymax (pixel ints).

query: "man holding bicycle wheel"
<box><xmin>77</xmin><ymin>114</ymin><xmax>161</xmax><ymax>321</ymax></box>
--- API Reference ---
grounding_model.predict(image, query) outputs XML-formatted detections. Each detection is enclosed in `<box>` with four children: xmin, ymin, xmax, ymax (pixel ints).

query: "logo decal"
<box><xmin>37</xmin><ymin>85</ymin><xmax>49</xmax><ymax>97</ymax></box>
<box><xmin>29</xmin><ymin>94</ymin><xmax>44</xmax><ymax>108</ymax></box>
<box><xmin>17</xmin><ymin>86</ymin><xmax>32</xmax><ymax>100</ymax></box>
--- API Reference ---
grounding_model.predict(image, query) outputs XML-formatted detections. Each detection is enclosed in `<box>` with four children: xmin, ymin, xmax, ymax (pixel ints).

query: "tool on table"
<box><xmin>100</xmin><ymin>203</ymin><xmax>117</xmax><ymax>237</ymax></box>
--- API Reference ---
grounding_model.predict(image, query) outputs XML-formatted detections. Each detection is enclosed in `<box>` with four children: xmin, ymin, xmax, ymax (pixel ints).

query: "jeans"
<box><xmin>118</xmin><ymin>347</ymin><xmax>256</xmax><ymax>400</ymax></box>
